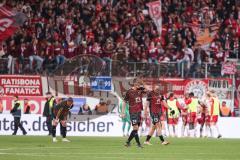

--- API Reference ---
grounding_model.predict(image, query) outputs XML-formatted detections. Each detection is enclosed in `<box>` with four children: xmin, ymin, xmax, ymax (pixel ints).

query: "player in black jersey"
<box><xmin>52</xmin><ymin>97</ymin><xmax>73</xmax><ymax>142</ymax></box>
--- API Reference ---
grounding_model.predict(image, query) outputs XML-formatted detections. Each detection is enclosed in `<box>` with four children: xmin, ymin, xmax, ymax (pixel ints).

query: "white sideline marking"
<box><xmin>0</xmin><ymin>153</ymin><xmax>209</xmax><ymax>160</ymax></box>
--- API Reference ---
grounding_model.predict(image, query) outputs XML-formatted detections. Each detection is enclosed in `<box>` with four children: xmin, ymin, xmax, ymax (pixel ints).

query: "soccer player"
<box><xmin>208</xmin><ymin>91</ymin><xmax>222</xmax><ymax>138</ymax></box>
<box><xmin>143</xmin><ymin>85</ymin><xmax>169</xmax><ymax>145</ymax></box>
<box><xmin>198</xmin><ymin>96</ymin><xmax>208</xmax><ymax>138</ymax></box>
<box><xmin>187</xmin><ymin>92</ymin><xmax>199</xmax><ymax>137</ymax></box>
<box><xmin>166</xmin><ymin>92</ymin><xmax>182</xmax><ymax>137</ymax></box>
<box><xmin>179</xmin><ymin>94</ymin><xmax>189</xmax><ymax>137</ymax></box>
<box><xmin>121</xmin><ymin>78</ymin><xmax>145</xmax><ymax>148</ymax></box>
<box><xmin>52</xmin><ymin>97</ymin><xmax>73</xmax><ymax>142</ymax></box>
<box><xmin>119</xmin><ymin>100</ymin><xmax>131</xmax><ymax>137</ymax></box>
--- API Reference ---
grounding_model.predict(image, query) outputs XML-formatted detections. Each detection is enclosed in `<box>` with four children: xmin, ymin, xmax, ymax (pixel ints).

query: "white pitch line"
<box><xmin>1</xmin><ymin>152</ymin><xmax>239</xmax><ymax>156</ymax></box>
<box><xmin>0</xmin><ymin>153</ymin><xmax>233</xmax><ymax>160</ymax></box>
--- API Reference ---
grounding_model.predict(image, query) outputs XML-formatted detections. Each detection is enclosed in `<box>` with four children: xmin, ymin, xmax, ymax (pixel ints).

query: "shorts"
<box><xmin>130</xmin><ymin>112</ymin><xmax>142</xmax><ymax>126</ymax></box>
<box><xmin>168</xmin><ymin>117</ymin><xmax>179</xmax><ymax>125</ymax></box>
<box><xmin>197</xmin><ymin>113</ymin><xmax>206</xmax><ymax>125</ymax></box>
<box><xmin>182</xmin><ymin>115</ymin><xmax>188</xmax><ymax>124</ymax></box>
<box><xmin>150</xmin><ymin>112</ymin><xmax>161</xmax><ymax>125</ymax></box>
<box><xmin>121</xmin><ymin>113</ymin><xmax>131</xmax><ymax>122</ymax></box>
<box><xmin>189</xmin><ymin>112</ymin><xmax>197</xmax><ymax>123</ymax></box>
<box><xmin>160</xmin><ymin>113</ymin><xmax>167</xmax><ymax>121</ymax></box>
<box><xmin>52</xmin><ymin>113</ymin><xmax>65</xmax><ymax>121</ymax></box>
<box><xmin>210</xmin><ymin>115</ymin><xmax>218</xmax><ymax>123</ymax></box>
<box><xmin>205</xmin><ymin>115</ymin><xmax>211</xmax><ymax>124</ymax></box>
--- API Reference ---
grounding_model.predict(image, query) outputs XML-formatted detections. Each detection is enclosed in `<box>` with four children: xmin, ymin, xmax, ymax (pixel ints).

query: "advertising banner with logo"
<box><xmin>90</xmin><ymin>76</ymin><xmax>112</xmax><ymax>91</ymax></box>
<box><xmin>113</xmin><ymin>78</ymin><xmax>233</xmax><ymax>100</ymax></box>
<box><xmin>0</xmin><ymin>114</ymin><xmax>239</xmax><ymax>138</ymax></box>
<box><xmin>0</xmin><ymin>75</ymin><xmax>43</xmax><ymax>96</ymax></box>
<box><xmin>0</xmin><ymin>96</ymin><xmax>99</xmax><ymax>115</ymax></box>
<box><xmin>0</xmin><ymin>114</ymin><xmax>122</xmax><ymax>136</ymax></box>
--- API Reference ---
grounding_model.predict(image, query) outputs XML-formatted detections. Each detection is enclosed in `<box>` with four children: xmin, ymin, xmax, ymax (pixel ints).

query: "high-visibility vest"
<box><xmin>12</xmin><ymin>100</ymin><xmax>21</xmax><ymax>117</ymax></box>
<box><xmin>188</xmin><ymin>98</ymin><xmax>198</xmax><ymax>113</ymax></box>
<box><xmin>167</xmin><ymin>99</ymin><xmax>179</xmax><ymax>118</ymax></box>
<box><xmin>211</xmin><ymin>97</ymin><xmax>220</xmax><ymax>116</ymax></box>
<box><xmin>49</xmin><ymin>97</ymin><xmax>55</xmax><ymax>114</ymax></box>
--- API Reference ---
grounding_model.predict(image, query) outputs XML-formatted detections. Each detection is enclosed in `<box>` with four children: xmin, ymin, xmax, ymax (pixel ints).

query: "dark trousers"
<box><xmin>13</xmin><ymin>117</ymin><xmax>27</xmax><ymax>134</ymax></box>
<box><xmin>46</xmin><ymin>116</ymin><xmax>52</xmax><ymax>135</ymax></box>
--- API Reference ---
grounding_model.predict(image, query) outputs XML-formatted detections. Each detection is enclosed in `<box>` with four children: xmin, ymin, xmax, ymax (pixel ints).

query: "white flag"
<box><xmin>147</xmin><ymin>1</ymin><xmax>162</xmax><ymax>36</ymax></box>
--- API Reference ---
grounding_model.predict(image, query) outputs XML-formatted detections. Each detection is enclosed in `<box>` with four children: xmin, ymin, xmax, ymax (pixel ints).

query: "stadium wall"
<box><xmin>0</xmin><ymin>114</ymin><xmax>240</xmax><ymax>138</ymax></box>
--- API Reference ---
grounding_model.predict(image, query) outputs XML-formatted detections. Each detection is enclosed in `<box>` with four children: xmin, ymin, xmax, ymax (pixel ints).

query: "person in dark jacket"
<box><xmin>10</xmin><ymin>96</ymin><xmax>27</xmax><ymax>135</ymax></box>
<box><xmin>43</xmin><ymin>93</ymin><xmax>55</xmax><ymax>135</ymax></box>
<box><xmin>24</xmin><ymin>98</ymin><xmax>31</xmax><ymax>114</ymax></box>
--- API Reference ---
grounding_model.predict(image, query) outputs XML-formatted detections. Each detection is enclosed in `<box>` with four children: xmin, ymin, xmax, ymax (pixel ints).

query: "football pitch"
<box><xmin>0</xmin><ymin>136</ymin><xmax>240</xmax><ymax>160</ymax></box>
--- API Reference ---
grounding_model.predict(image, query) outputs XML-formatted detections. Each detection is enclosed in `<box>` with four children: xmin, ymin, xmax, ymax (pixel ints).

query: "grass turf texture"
<box><xmin>0</xmin><ymin>136</ymin><xmax>240</xmax><ymax>160</ymax></box>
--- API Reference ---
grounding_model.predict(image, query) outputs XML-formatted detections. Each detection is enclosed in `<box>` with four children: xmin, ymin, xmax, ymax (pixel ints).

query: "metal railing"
<box><xmin>0</xmin><ymin>57</ymin><xmax>234</xmax><ymax>78</ymax></box>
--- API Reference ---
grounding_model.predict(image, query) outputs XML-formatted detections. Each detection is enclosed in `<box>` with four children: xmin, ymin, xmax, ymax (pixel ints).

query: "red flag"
<box><xmin>0</xmin><ymin>6</ymin><xmax>26</xmax><ymax>42</ymax></box>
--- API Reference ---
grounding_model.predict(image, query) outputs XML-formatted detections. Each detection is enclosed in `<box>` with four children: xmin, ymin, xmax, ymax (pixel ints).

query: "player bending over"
<box><xmin>143</xmin><ymin>85</ymin><xmax>169</xmax><ymax>145</ymax></box>
<box><xmin>121</xmin><ymin>78</ymin><xmax>145</xmax><ymax>148</ymax></box>
<box><xmin>52</xmin><ymin>97</ymin><xmax>73</xmax><ymax>142</ymax></box>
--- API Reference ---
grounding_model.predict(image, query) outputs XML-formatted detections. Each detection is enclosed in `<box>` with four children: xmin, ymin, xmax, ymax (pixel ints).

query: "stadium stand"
<box><xmin>0</xmin><ymin>0</ymin><xmax>239</xmax><ymax>77</ymax></box>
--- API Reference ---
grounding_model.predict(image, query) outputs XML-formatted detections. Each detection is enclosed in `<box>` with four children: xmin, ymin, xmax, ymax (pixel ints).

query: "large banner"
<box><xmin>113</xmin><ymin>78</ymin><xmax>233</xmax><ymax>100</ymax></box>
<box><xmin>0</xmin><ymin>75</ymin><xmax>43</xmax><ymax>96</ymax></box>
<box><xmin>0</xmin><ymin>114</ymin><xmax>240</xmax><ymax>138</ymax></box>
<box><xmin>0</xmin><ymin>96</ymin><xmax>99</xmax><ymax>115</ymax></box>
<box><xmin>0</xmin><ymin>114</ymin><xmax>122</xmax><ymax>136</ymax></box>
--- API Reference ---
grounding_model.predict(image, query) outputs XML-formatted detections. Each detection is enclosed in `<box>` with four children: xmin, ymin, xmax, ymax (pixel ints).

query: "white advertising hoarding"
<box><xmin>0</xmin><ymin>114</ymin><xmax>122</xmax><ymax>136</ymax></box>
<box><xmin>0</xmin><ymin>114</ymin><xmax>240</xmax><ymax>138</ymax></box>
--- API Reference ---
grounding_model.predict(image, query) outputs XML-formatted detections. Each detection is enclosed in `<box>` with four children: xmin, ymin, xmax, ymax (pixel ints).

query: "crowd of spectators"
<box><xmin>0</xmin><ymin>0</ymin><xmax>239</xmax><ymax>77</ymax></box>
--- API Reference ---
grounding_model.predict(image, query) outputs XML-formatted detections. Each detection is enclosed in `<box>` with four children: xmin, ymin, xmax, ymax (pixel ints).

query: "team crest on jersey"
<box><xmin>185</xmin><ymin>80</ymin><xmax>207</xmax><ymax>98</ymax></box>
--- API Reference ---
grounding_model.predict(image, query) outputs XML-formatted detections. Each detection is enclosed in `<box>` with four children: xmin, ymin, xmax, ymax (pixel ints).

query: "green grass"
<box><xmin>0</xmin><ymin>136</ymin><xmax>240</xmax><ymax>160</ymax></box>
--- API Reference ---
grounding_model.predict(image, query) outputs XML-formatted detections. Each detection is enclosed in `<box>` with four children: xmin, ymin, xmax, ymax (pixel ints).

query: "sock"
<box><xmin>134</xmin><ymin>132</ymin><xmax>141</xmax><ymax>145</ymax></box>
<box><xmin>122</xmin><ymin>122</ymin><xmax>126</xmax><ymax>134</ymax></box>
<box><xmin>205</xmin><ymin>126</ymin><xmax>209</xmax><ymax>137</ymax></box>
<box><xmin>162</xmin><ymin>129</ymin><xmax>166</xmax><ymax>136</ymax></box>
<box><xmin>52</xmin><ymin>126</ymin><xmax>56</xmax><ymax>137</ymax></box>
<box><xmin>174</xmin><ymin>125</ymin><xmax>178</xmax><ymax>137</ymax></box>
<box><xmin>194</xmin><ymin>127</ymin><xmax>197</xmax><ymax>137</ymax></box>
<box><xmin>159</xmin><ymin>135</ymin><xmax>164</xmax><ymax>142</ymax></box>
<box><xmin>127</xmin><ymin>130</ymin><xmax>136</xmax><ymax>143</ymax></box>
<box><xmin>62</xmin><ymin>126</ymin><xmax>66</xmax><ymax>138</ymax></box>
<box><xmin>146</xmin><ymin>135</ymin><xmax>151</xmax><ymax>142</ymax></box>
<box><xmin>210</xmin><ymin>126</ymin><xmax>214</xmax><ymax>137</ymax></box>
<box><xmin>215</xmin><ymin>125</ymin><xmax>220</xmax><ymax>135</ymax></box>
<box><xmin>200</xmin><ymin>126</ymin><xmax>203</xmax><ymax>137</ymax></box>
<box><xmin>127</xmin><ymin>122</ymin><xmax>131</xmax><ymax>134</ymax></box>
<box><xmin>181</xmin><ymin>125</ymin><xmax>185</xmax><ymax>137</ymax></box>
